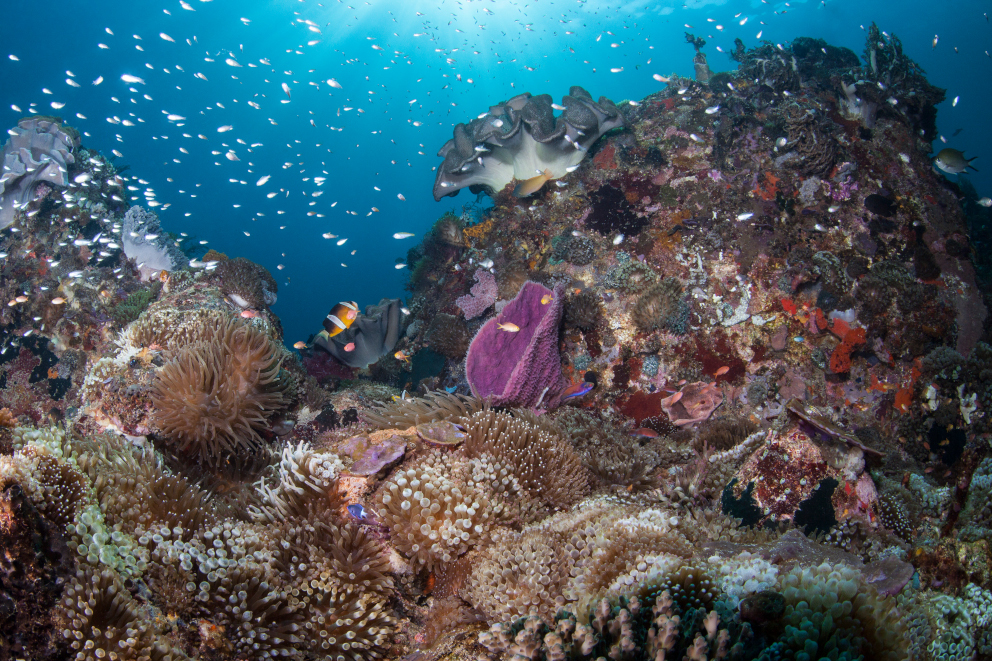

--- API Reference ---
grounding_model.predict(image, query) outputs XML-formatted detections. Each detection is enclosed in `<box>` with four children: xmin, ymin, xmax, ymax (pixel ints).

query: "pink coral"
<box><xmin>456</xmin><ymin>270</ymin><xmax>498</xmax><ymax>320</ymax></box>
<box><xmin>661</xmin><ymin>381</ymin><xmax>723</xmax><ymax>426</ymax></box>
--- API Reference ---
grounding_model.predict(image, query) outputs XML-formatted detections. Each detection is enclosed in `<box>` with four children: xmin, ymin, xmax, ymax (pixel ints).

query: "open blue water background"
<box><xmin>2</xmin><ymin>0</ymin><xmax>988</xmax><ymax>346</ymax></box>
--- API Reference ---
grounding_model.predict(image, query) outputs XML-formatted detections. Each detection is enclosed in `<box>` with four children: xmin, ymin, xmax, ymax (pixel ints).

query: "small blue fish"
<box><xmin>347</xmin><ymin>503</ymin><xmax>376</xmax><ymax>524</ymax></box>
<box><xmin>561</xmin><ymin>381</ymin><xmax>595</xmax><ymax>400</ymax></box>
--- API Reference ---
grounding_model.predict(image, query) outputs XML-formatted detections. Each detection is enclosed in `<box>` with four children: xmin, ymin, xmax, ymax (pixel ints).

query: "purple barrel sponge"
<box><xmin>465</xmin><ymin>281</ymin><xmax>567</xmax><ymax>409</ymax></box>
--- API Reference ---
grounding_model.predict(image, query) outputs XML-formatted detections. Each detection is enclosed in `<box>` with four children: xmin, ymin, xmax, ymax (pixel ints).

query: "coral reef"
<box><xmin>1</xmin><ymin>21</ymin><xmax>991</xmax><ymax>661</ymax></box>
<box><xmin>314</xmin><ymin>298</ymin><xmax>403</xmax><ymax>368</ymax></box>
<box><xmin>122</xmin><ymin>205</ymin><xmax>185</xmax><ymax>282</ymax></box>
<box><xmin>214</xmin><ymin>255</ymin><xmax>279</xmax><ymax>309</ymax></box>
<box><xmin>455</xmin><ymin>269</ymin><xmax>498</xmax><ymax>320</ymax></box>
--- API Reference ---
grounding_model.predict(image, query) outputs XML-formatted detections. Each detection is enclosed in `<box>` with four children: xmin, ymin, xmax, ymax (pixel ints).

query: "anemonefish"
<box><xmin>322</xmin><ymin>301</ymin><xmax>359</xmax><ymax>337</ymax></box>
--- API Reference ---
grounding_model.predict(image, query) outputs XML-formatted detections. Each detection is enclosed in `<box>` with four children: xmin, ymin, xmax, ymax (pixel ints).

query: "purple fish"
<box><xmin>561</xmin><ymin>381</ymin><xmax>595</xmax><ymax>400</ymax></box>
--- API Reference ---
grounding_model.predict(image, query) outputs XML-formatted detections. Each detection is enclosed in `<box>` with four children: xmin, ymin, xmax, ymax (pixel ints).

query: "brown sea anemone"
<box><xmin>564</xmin><ymin>290</ymin><xmax>603</xmax><ymax>330</ymax></box>
<box><xmin>150</xmin><ymin>317</ymin><xmax>293</xmax><ymax>468</ymax></box>
<box><xmin>631</xmin><ymin>277</ymin><xmax>689</xmax><ymax>333</ymax></box>
<box><xmin>216</xmin><ymin>256</ymin><xmax>279</xmax><ymax>309</ymax></box>
<box><xmin>435</xmin><ymin>215</ymin><xmax>466</xmax><ymax>247</ymax></box>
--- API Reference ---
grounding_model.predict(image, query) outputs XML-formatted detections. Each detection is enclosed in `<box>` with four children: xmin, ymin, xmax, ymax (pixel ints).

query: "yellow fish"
<box><xmin>292</xmin><ymin>341</ymin><xmax>307</xmax><ymax>350</ymax></box>
<box><xmin>541</xmin><ymin>294</ymin><xmax>554</xmax><ymax>305</ymax></box>
<box><xmin>497</xmin><ymin>322</ymin><xmax>520</xmax><ymax>332</ymax></box>
<box><xmin>394</xmin><ymin>349</ymin><xmax>411</xmax><ymax>363</ymax></box>
<box><xmin>322</xmin><ymin>301</ymin><xmax>359</xmax><ymax>338</ymax></box>
<box><xmin>513</xmin><ymin>168</ymin><xmax>553</xmax><ymax>198</ymax></box>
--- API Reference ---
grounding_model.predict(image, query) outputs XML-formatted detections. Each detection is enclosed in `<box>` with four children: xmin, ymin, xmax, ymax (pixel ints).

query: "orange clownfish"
<box><xmin>322</xmin><ymin>301</ymin><xmax>359</xmax><ymax>338</ymax></box>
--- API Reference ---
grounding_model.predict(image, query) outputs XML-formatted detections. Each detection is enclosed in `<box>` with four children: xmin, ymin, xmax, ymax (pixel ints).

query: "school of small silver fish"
<box><xmin>4</xmin><ymin>1</ymin><xmax>987</xmax><ymax>337</ymax></box>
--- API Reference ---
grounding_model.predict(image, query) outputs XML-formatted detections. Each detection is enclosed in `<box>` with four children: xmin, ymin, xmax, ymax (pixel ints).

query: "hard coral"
<box><xmin>433</xmin><ymin>86</ymin><xmax>625</xmax><ymax>200</ymax></box>
<box><xmin>150</xmin><ymin>317</ymin><xmax>293</xmax><ymax>469</ymax></box>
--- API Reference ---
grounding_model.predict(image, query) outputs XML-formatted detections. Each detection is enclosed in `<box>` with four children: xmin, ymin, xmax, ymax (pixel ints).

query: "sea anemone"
<box><xmin>632</xmin><ymin>278</ymin><xmax>688</xmax><ymax>333</ymax></box>
<box><xmin>150</xmin><ymin>317</ymin><xmax>293</xmax><ymax>469</ymax></box>
<box><xmin>216</xmin><ymin>256</ymin><xmax>279</xmax><ymax>309</ymax></box>
<box><xmin>564</xmin><ymin>290</ymin><xmax>603</xmax><ymax>331</ymax></box>
<box><xmin>426</xmin><ymin>312</ymin><xmax>471</xmax><ymax>359</ymax></box>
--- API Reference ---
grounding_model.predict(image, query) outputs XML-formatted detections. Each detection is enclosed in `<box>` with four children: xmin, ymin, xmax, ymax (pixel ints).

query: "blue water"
<box><xmin>3</xmin><ymin>0</ymin><xmax>988</xmax><ymax>346</ymax></box>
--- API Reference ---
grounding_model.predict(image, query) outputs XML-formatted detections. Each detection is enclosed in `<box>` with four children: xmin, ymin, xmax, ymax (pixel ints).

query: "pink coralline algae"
<box><xmin>661</xmin><ymin>381</ymin><xmax>723</xmax><ymax>426</ymax></box>
<box><xmin>465</xmin><ymin>281</ymin><xmax>567</xmax><ymax>409</ymax></box>
<box><xmin>455</xmin><ymin>269</ymin><xmax>498</xmax><ymax>320</ymax></box>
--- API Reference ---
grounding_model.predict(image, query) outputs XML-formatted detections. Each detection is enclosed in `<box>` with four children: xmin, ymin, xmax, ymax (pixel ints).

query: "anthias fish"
<box><xmin>513</xmin><ymin>168</ymin><xmax>554</xmax><ymax>198</ymax></box>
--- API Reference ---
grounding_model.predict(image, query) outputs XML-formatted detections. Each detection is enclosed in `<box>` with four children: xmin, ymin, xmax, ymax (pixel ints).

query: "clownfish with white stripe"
<box><xmin>321</xmin><ymin>301</ymin><xmax>359</xmax><ymax>338</ymax></box>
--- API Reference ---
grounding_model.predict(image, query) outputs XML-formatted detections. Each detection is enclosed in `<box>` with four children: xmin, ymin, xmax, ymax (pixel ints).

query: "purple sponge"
<box><xmin>465</xmin><ymin>281</ymin><xmax>567</xmax><ymax>409</ymax></box>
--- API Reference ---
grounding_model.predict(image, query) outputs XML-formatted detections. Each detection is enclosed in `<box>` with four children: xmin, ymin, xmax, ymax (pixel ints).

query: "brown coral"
<box><xmin>150</xmin><ymin>317</ymin><xmax>293</xmax><ymax>469</ymax></box>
